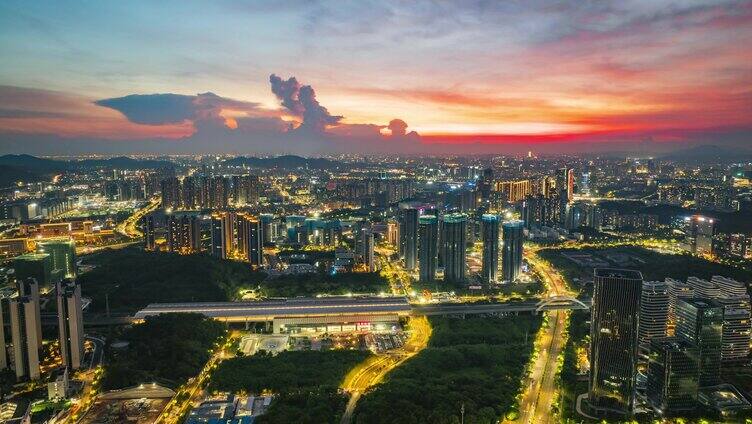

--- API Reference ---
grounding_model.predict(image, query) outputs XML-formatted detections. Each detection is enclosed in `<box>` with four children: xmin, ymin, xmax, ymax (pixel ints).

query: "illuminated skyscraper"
<box><xmin>638</xmin><ymin>280</ymin><xmax>670</xmax><ymax>352</ymax></box>
<box><xmin>181</xmin><ymin>176</ymin><xmax>198</xmax><ymax>209</ymax></box>
<box><xmin>589</xmin><ymin>268</ymin><xmax>642</xmax><ymax>417</ymax></box>
<box><xmin>441</xmin><ymin>213</ymin><xmax>467</xmax><ymax>284</ymax></box>
<box><xmin>418</xmin><ymin>216</ymin><xmax>438</xmax><ymax>283</ymax></box>
<box><xmin>362</xmin><ymin>228</ymin><xmax>375</xmax><ymax>272</ymax></box>
<box><xmin>57</xmin><ymin>279</ymin><xmax>84</xmax><ymax>370</ymax></box>
<box><xmin>386</xmin><ymin>219</ymin><xmax>399</xmax><ymax>246</ymax></box>
<box><xmin>481</xmin><ymin>214</ymin><xmax>500</xmax><ymax>284</ymax></box>
<box><xmin>237</xmin><ymin>214</ymin><xmax>262</xmax><ymax>267</ymax></box>
<box><xmin>209</xmin><ymin>176</ymin><xmax>230</xmax><ymax>209</ymax></box>
<box><xmin>400</xmin><ymin>207</ymin><xmax>419</xmax><ymax>270</ymax></box>
<box><xmin>260</xmin><ymin>214</ymin><xmax>275</xmax><ymax>245</ymax></box>
<box><xmin>210</xmin><ymin>213</ymin><xmax>227</xmax><ymax>259</ymax></box>
<box><xmin>232</xmin><ymin>175</ymin><xmax>260</xmax><ymax>205</ymax></box>
<box><xmin>684</xmin><ymin>215</ymin><xmax>714</xmax><ymax>255</ymax></box>
<box><xmin>144</xmin><ymin>214</ymin><xmax>156</xmax><ymax>250</ymax></box>
<box><xmin>160</xmin><ymin>177</ymin><xmax>181</xmax><ymax>209</ymax></box>
<box><xmin>501</xmin><ymin>220</ymin><xmax>524</xmax><ymax>283</ymax></box>
<box><xmin>13</xmin><ymin>253</ymin><xmax>54</xmax><ymax>288</ymax></box>
<box><xmin>10</xmin><ymin>279</ymin><xmax>42</xmax><ymax>380</ymax></box>
<box><xmin>675</xmin><ymin>298</ymin><xmax>723</xmax><ymax>387</ymax></box>
<box><xmin>36</xmin><ymin>238</ymin><xmax>76</xmax><ymax>279</ymax></box>
<box><xmin>646</xmin><ymin>338</ymin><xmax>699</xmax><ymax>414</ymax></box>
<box><xmin>167</xmin><ymin>213</ymin><xmax>202</xmax><ymax>254</ymax></box>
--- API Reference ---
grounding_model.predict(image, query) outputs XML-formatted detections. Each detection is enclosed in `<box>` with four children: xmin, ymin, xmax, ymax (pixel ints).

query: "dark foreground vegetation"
<box><xmin>80</xmin><ymin>248</ymin><xmax>265</xmax><ymax>313</ymax></box>
<box><xmin>210</xmin><ymin>350</ymin><xmax>369</xmax><ymax>424</ymax></box>
<box><xmin>260</xmin><ymin>272</ymin><xmax>389</xmax><ymax>297</ymax></box>
<box><xmin>102</xmin><ymin>313</ymin><xmax>226</xmax><ymax>390</ymax></box>
<box><xmin>354</xmin><ymin>315</ymin><xmax>542</xmax><ymax>424</ymax></box>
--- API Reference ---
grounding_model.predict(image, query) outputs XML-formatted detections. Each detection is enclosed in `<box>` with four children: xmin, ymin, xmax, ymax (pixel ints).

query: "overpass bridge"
<box><xmin>63</xmin><ymin>296</ymin><xmax>591</xmax><ymax>329</ymax></box>
<box><xmin>412</xmin><ymin>296</ymin><xmax>591</xmax><ymax>317</ymax></box>
<box><xmin>124</xmin><ymin>295</ymin><xmax>591</xmax><ymax>332</ymax></box>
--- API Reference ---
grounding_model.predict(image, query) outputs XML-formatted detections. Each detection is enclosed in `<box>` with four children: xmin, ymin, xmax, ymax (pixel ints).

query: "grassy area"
<box><xmin>538</xmin><ymin>245</ymin><xmax>751</xmax><ymax>296</ymax></box>
<box><xmin>260</xmin><ymin>272</ymin><xmax>389</xmax><ymax>297</ymax></box>
<box><xmin>79</xmin><ymin>248</ymin><xmax>266</xmax><ymax>313</ymax></box>
<box><xmin>210</xmin><ymin>350</ymin><xmax>370</xmax><ymax>423</ymax></box>
<box><xmin>101</xmin><ymin>313</ymin><xmax>226</xmax><ymax>390</ymax></box>
<box><xmin>353</xmin><ymin>315</ymin><xmax>542</xmax><ymax>424</ymax></box>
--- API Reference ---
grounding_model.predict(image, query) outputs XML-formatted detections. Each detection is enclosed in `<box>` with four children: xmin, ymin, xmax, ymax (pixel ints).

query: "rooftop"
<box><xmin>135</xmin><ymin>295</ymin><xmax>411</xmax><ymax>320</ymax></box>
<box><xmin>594</xmin><ymin>268</ymin><xmax>643</xmax><ymax>280</ymax></box>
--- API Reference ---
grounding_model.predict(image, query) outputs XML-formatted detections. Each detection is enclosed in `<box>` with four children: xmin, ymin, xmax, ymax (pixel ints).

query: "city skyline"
<box><xmin>1</xmin><ymin>1</ymin><xmax>751</xmax><ymax>155</ymax></box>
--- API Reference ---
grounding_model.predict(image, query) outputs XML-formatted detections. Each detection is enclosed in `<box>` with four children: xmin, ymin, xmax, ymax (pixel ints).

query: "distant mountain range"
<box><xmin>223</xmin><ymin>155</ymin><xmax>344</xmax><ymax>169</ymax></box>
<box><xmin>660</xmin><ymin>145</ymin><xmax>752</xmax><ymax>162</ymax></box>
<box><xmin>0</xmin><ymin>154</ymin><xmax>175</xmax><ymax>187</ymax></box>
<box><xmin>0</xmin><ymin>154</ymin><xmax>175</xmax><ymax>172</ymax></box>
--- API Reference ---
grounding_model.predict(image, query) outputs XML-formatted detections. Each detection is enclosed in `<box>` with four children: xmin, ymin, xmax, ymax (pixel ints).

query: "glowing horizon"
<box><xmin>0</xmin><ymin>1</ymin><xmax>750</xmax><ymax>153</ymax></box>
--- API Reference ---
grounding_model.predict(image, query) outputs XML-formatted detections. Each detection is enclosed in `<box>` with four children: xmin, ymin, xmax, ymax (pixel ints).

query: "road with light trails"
<box><xmin>510</xmin><ymin>248</ymin><xmax>573</xmax><ymax>424</ymax></box>
<box><xmin>154</xmin><ymin>335</ymin><xmax>235</xmax><ymax>424</ymax></box>
<box><xmin>340</xmin><ymin>316</ymin><xmax>431</xmax><ymax>424</ymax></box>
<box><xmin>116</xmin><ymin>197</ymin><xmax>160</xmax><ymax>238</ymax></box>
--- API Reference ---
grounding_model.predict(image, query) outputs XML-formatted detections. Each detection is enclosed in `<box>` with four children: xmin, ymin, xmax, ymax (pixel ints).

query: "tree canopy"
<box><xmin>353</xmin><ymin>315</ymin><xmax>541</xmax><ymax>424</ymax></box>
<box><xmin>101</xmin><ymin>313</ymin><xmax>226</xmax><ymax>390</ymax></box>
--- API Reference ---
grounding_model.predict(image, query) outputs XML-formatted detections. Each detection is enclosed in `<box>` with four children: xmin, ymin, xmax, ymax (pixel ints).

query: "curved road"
<box><xmin>340</xmin><ymin>316</ymin><xmax>431</xmax><ymax>424</ymax></box>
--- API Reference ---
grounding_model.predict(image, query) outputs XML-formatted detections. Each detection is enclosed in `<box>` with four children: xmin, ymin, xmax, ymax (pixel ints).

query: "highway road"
<box><xmin>512</xmin><ymin>249</ymin><xmax>573</xmax><ymax>424</ymax></box>
<box><xmin>116</xmin><ymin>197</ymin><xmax>160</xmax><ymax>238</ymax></box>
<box><xmin>155</xmin><ymin>335</ymin><xmax>235</xmax><ymax>424</ymax></box>
<box><xmin>340</xmin><ymin>316</ymin><xmax>431</xmax><ymax>424</ymax></box>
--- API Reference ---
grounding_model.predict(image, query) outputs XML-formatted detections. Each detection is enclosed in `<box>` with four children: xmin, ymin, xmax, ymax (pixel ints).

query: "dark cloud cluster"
<box><xmin>2</xmin><ymin>75</ymin><xmax>422</xmax><ymax>155</ymax></box>
<box><xmin>269</xmin><ymin>74</ymin><xmax>342</xmax><ymax>132</ymax></box>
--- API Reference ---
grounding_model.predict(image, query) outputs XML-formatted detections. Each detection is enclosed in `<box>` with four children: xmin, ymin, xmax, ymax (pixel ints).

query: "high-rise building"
<box><xmin>210</xmin><ymin>213</ymin><xmax>227</xmax><ymax>259</ymax></box>
<box><xmin>209</xmin><ymin>176</ymin><xmax>230</xmax><ymax>209</ymax></box>
<box><xmin>684</xmin><ymin>215</ymin><xmax>714</xmax><ymax>255</ymax></box>
<box><xmin>386</xmin><ymin>220</ymin><xmax>399</xmax><ymax>246</ymax></box>
<box><xmin>686</xmin><ymin>276</ymin><xmax>721</xmax><ymax>298</ymax></box>
<box><xmin>13</xmin><ymin>253</ymin><xmax>54</xmax><ymax>288</ymax></box>
<box><xmin>166</xmin><ymin>213</ymin><xmax>202</xmax><ymax>254</ymax></box>
<box><xmin>646</xmin><ymin>338</ymin><xmax>699</xmax><ymax>414</ymax></box>
<box><xmin>400</xmin><ymin>207</ymin><xmax>419</xmax><ymax>270</ymax></box>
<box><xmin>36</xmin><ymin>238</ymin><xmax>76</xmax><ymax>279</ymax></box>
<box><xmin>260</xmin><ymin>214</ymin><xmax>275</xmax><ymax>245</ymax></box>
<box><xmin>639</xmin><ymin>281</ymin><xmax>670</xmax><ymax>352</ymax></box>
<box><xmin>667</xmin><ymin>278</ymin><xmax>694</xmax><ymax>325</ymax></box>
<box><xmin>441</xmin><ymin>213</ymin><xmax>467</xmax><ymax>284</ymax></box>
<box><xmin>710</xmin><ymin>276</ymin><xmax>750</xmax><ymax>365</ymax></box>
<box><xmin>237</xmin><ymin>214</ymin><xmax>262</xmax><ymax>267</ymax></box>
<box><xmin>144</xmin><ymin>214</ymin><xmax>156</xmax><ymax>250</ymax></box>
<box><xmin>716</xmin><ymin>295</ymin><xmax>751</xmax><ymax>365</ymax></box>
<box><xmin>362</xmin><ymin>228</ymin><xmax>375</xmax><ymax>272</ymax></box>
<box><xmin>10</xmin><ymin>279</ymin><xmax>42</xmax><ymax>380</ymax></box>
<box><xmin>181</xmin><ymin>176</ymin><xmax>198</xmax><ymax>209</ymax></box>
<box><xmin>418</xmin><ymin>216</ymin><xmax>438</xmax><ymax>283</ymax></box>
<box><xmin>232</xmin><ymin>175</ymin><xmax>260</xmax><ymax>205</ymax></box>
<box><xmin>682</xmin><ymin>276</ymin><xmax>751</xmax><ymax>365</ymax></box>
<box><xmin>160</xmin><ymin>177</ymin><xmax>181</xmax><ymax>210</ymax></box>
<box><xmin>557</xmin><ymin>167</ymin><xmax>575</xmax><ymax>203</ymax></box>
<box><xmin>501</xmin><ymin>220</ymin><xmax>524</xmax><ymax>283</ymax></box>
<box><xmin>481</xmin><ymin>214</ymin><xmax>500</xmax><ymax>284</ymax></box>
<box><xmin>589</xmin><ymin>268</ymin><xmax>643</xmax><ymax>416</ymax></box>
<box><xmin>57</xmin><ymin>279</ymin><xmax>84</xmax><ymax>371</ymax></box>
<box><xmin>675</xmin><ymin>298</ymin><xmax>723</xmax><ymax>387</ymax></box>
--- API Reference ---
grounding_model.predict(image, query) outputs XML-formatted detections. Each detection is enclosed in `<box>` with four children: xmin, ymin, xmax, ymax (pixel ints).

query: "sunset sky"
<box><xmin>0</xmin><ymin>1</ymin><xmax>750</xmax><ymax>154</ymax></box>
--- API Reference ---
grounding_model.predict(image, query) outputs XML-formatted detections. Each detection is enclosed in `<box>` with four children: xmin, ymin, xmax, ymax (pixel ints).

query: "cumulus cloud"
<box><xmin>388</xmin><ymin>118</ymin><xmax>408</xmax><ymax>136</ymax></box>
<box><xmin>269</xmin><ymin>74</ymin><xmax>342</xmax><ymax>132</ymax></box>
<box><xmin>0</xmin><ymin>75</ymin><xmax>421</xmax><ymax>154</ymax></box>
